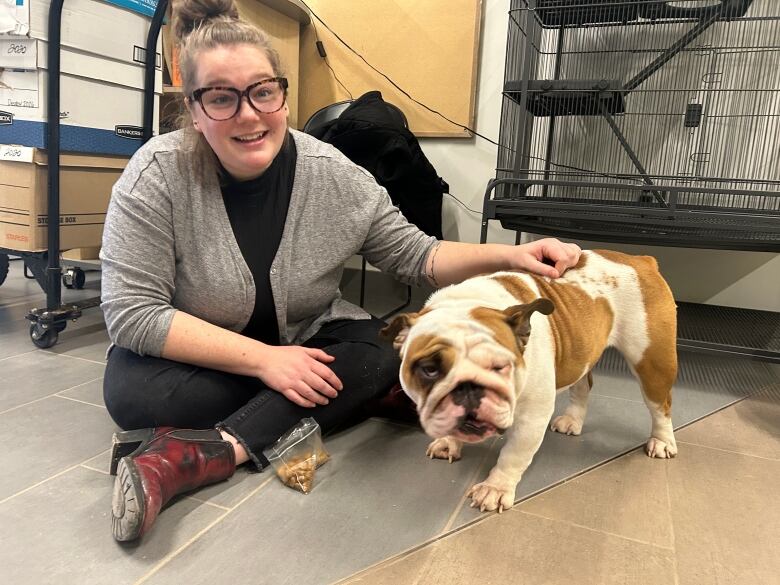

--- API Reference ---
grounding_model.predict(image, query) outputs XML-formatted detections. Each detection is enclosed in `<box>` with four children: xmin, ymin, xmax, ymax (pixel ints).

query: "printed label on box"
<box><xmin>0</xmin><ymin>143</ymin><xmax>34</xmax><ymax>162</ymax></box>
<box><xmin>103</xmin><ymin>0</ymin><xmax>159</xmax><ymax>18</ymax></box>
<box><xmin>0</xmin><ymin>109</ymin><xmax>13</xmax><ymax>124</ymax></box>
<box><xmin>115</xmin><ymin>125</ymin><xmax>143</xmax><ymax>140</ymax></box>
<box><xmin>0</xmin><ymin>0</ymin><xmax>29</xmax><ymax>36</ymax></box>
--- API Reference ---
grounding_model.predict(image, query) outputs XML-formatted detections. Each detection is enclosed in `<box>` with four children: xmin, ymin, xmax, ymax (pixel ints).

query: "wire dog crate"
<box><xmin>481</xmin><ymin>0</ymin><xmax>780</xmax><ymax>251</ymax></box>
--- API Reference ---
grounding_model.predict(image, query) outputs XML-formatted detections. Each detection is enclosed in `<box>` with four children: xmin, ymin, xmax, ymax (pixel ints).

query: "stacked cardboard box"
<box><xmin>0</xmin><ymin>144</ymin><xmax>126</xmax><ymax>252</ymax></box>
<box><xmin>0</xmin><ymin>0</ymin><xmax>162</xmax><ymax>156</ymax></box>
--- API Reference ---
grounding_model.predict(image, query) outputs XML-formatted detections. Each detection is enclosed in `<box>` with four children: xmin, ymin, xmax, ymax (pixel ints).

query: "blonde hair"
<box><xmin>171</xmin><ymin>0</ymin><xmax>285</xmax><ymax>174</ymax></box>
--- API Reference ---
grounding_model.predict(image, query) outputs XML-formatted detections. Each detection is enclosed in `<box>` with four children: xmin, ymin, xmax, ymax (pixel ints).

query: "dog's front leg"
<box><xmin>468</xmin><ymin>388</ymin><xmax>555</xmax><ymax>513</ymax></box>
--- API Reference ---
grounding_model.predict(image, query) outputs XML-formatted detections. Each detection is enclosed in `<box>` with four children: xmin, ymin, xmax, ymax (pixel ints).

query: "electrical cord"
<box><xmin>308</xmin><ymin>14</ymin><xmax>353</xmax><ymax>100</ymax></box>
<box><xmin>445</xmin><ymin>192</ymin><xmax>482</xmax><ymax>215</ymax></box>
<box><xmin>299</xmin><ymin>1</ymin><xmax>644</xmax><ymax>184</ymax></box>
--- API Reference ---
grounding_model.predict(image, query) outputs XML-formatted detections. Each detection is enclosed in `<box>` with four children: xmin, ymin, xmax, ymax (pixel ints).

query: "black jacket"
<box><xmin>311</xmin><ymin>91</ymin><xmax>448</xmax><ymax>240</ymax></box>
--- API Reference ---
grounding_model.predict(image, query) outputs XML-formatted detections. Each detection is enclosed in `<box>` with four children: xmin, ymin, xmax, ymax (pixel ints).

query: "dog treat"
<box><xmin>275</xmin><ymin>448</ymin><xmax>330</xmax><ymax>493</ymax></box>
<box><xmin>264</xmin><ymin>418</ymin><xmax>330</xmax><ymax>494</ymax></box>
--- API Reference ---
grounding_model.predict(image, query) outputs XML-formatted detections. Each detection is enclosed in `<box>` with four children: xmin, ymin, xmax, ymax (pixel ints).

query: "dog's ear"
<box><xmin>503</xmin><ymin>298</ymin><xmax>555</xmax><ymax>350</ymax></box>
<box><xmin>380</xmin><ymin>312</ymin><xmax>419</xmax><ymax>351</ymax></box>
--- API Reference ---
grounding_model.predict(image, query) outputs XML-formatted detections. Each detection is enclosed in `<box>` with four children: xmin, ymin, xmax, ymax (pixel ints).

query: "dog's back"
<box><xmin>425</xmin><ymin>249</ymin><xmax>677</xmax><ymax>391</ymax></box>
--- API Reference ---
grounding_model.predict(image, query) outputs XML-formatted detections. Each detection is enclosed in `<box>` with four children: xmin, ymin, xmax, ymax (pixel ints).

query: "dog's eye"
<box><xmin>492</xmin><ymin>364</ymin><xmax>511</xmax><ymax>375</ymax></box>
<box><xmin>416</xmin><ymin>361</ymin><xmax>440</xmax><ymax>381</ymax></box>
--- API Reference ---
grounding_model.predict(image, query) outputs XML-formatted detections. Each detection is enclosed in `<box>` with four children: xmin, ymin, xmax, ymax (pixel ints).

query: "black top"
<box><xmin>220</xmin><ymin>133</ymin><xmax>296</xmax><ymax>345</ymax></box>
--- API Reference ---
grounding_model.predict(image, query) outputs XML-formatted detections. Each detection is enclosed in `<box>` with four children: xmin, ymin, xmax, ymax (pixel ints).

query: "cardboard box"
<box><xmin>0</xmin><ymin>0</ymin><xmax>29</xmax><ymax>36</ymax></box>
<box><xmin>0</xmin><ymin>144</ymin><xmax>127</xmax><ymax>251</ymax></box>
<box><xmin>62</xmin><ymin>246</ymin><xmax>101</xmax><ymax>260</ymax></box>
<box><xmin>0</xmin><ymin>39</ymin><xmax>161</xmax><ymax>155</ymax></box>
<box><xmin>2</xmin><ymin>0</ymin><xmax>161</xmax><ymax>68</ymax></box>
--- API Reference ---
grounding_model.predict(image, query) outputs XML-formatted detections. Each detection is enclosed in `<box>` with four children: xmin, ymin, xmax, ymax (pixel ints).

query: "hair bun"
<box><xmin>172</xmin><ymin>0</ymin><xmax>240</xmax><ymax>42</ymax></box>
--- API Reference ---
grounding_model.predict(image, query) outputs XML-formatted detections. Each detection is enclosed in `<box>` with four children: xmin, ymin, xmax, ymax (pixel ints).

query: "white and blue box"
<box><xmin>0</xmin><ymin>0</ymin><xmax>162</xmax><ymax>156</ymax></box>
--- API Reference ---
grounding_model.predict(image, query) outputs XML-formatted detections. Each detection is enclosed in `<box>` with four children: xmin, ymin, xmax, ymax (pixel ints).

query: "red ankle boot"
<box><xmin>109</xmin><ymin>427</ymin><xmax>235</xmax><ymax>542</ymax></box>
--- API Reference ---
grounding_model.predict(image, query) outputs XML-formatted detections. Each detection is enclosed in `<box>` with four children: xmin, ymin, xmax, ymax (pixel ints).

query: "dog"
<box><xmin>381</xmin><ymin>249</ymin><xmax>677</xmax><ymax>513</ymax></box>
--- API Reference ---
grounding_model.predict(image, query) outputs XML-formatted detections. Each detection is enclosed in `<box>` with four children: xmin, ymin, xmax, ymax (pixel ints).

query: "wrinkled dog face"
<box><xmin>382</xmin><ymin>299</ymin><xmax>553</xmax><ymax>443</ymax></box>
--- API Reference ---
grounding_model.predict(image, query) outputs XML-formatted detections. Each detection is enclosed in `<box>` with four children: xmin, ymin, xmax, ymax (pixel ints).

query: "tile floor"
<box><xmin>0</xmin><ymin>256</ymin><xmax>778</xmax><ymax>585</ymax></box>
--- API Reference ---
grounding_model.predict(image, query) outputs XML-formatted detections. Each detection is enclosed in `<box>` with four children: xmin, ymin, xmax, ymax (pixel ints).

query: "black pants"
<box><xmin>103</xmin><ymin>318</ymin><xmax>399</xmax><ymax>468</ymax></box>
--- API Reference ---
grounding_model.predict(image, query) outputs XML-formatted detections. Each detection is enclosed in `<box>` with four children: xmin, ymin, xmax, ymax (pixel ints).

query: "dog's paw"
<box><xmin>645</xmin><ymin>437</ymin><xmax>677</xmax><ymax>459</ymax></box>
<box><xmin>550</xmin><ymin>414</ymin><xmax>583</xmax><ymax>436</ymax></box>
<box><xmin>426</xmin><ymin>437</ymin><xmax>462</xmax><ymax>463</ymax></box>
<box><xmin>467</xmin><ymin>481</ymin><xmax>515</xmax><ymax>513</ymax></box>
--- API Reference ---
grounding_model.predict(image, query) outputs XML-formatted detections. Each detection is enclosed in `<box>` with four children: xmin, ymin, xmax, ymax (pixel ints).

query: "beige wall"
<box><xmin>418</xmin><ymin>0</ymin><xmax>779</xmax><ymax>312</ymax></box>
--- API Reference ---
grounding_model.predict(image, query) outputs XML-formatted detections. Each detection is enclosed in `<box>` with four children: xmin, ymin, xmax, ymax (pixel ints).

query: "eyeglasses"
<box><xmin>191</xmin><ymin>77</ymin><xmax>289</xmax><ymax>121</ymax></box>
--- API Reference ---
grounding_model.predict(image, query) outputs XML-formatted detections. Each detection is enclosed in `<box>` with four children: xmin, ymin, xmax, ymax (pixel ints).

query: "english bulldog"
<box><xmin>381</xmin><ymin>249</ymin><xmax>677</xmax><ymax>512</ymax></box>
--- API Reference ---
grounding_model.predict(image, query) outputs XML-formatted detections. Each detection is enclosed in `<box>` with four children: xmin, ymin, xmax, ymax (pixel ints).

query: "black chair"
<box><xmin>302</xmin><ymin>100</ymin><xmax>413</xmax><ymax>320</ymax></box>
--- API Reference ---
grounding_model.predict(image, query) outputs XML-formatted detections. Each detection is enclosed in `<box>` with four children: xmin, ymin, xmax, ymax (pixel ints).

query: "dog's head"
<box><xmin>381</xmin><ymin>298</ymin><xmax>554</xmax><ymax>443</ymax></box>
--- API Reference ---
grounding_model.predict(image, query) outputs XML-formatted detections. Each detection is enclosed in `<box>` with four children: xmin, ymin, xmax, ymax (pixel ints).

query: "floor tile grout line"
<box><xmin>55</xmin><ymin>375</ymin><xmax>105</xmax><ymax>393</ymax></box>
<box><xmin>0</xmin><ymin>449</ymin><xmax>109</xmax><ymax>504</ymax></box>
<box><xmin>41</xmin><ymin>350</ymin><xmax>107</xmax><ymax>366</ymax></box>
<box><xmin>440</xmin><ymin>436</ymin><xmax>500</xmax><ymax>534</ymax></box>
<box><xmin>183</xmin><ymin>495</ymin><xmax>232</xmax><ymax>511</ymax></box>
<box><xmin>329</xmin><ymin>533</ymin><xmax>441</xmax><ymax>585</ymax></box>
<box><xmin>677</xmin><ymin>440</ymin><xmax>780</xmax><ymax>462</ymax></box>
<box><xmin>55</xmin><ymin>394</ymin><xmax>106</xmax><ymax>410</ymax></box>
<box><xmin>0</xmin><ymin>375</ymin><xmax>105</xmax><ymax>416</ymax></box>
<box><xmin>81</xmin><ymin>463</ymin><xmax>111</xmax><ymax>476</ymax></box>
<box><xmin>0</xmin><ymin>462</ymin><xmax>83</xmax><ymax>506</ymax></box>
<box><xmin>0</xmin><ymin>394</ymin><xmax>53</xmax><ymax>417</ymax></box>
<box><xmin>591</xmin><ymin>392</ymin><xmax>645</xmax><ymax>404</ymax></box>
<box><xmin>0</xmin><ymin>348</ymin><xmax>37</xmax><ymax>363</ymax></box>
<box><xmin>133</xmin><ymin>475</ymin><xmax>277</xmax><ymax>585</ymax></box>
<box><xmin>132</xmin><ymin>510</ymin><xmax>232</xmax><ymax>585</ymax></box>
<box><xmin>516</xmin><ymin>509</ymin><xmax>676</xmax><ymax>552</ymax></box>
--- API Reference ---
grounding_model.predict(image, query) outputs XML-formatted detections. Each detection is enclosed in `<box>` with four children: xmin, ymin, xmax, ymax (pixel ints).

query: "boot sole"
<box><xmin>111</xmin><ymin>456</ymin><xmax>146</xmax><ymax>542</ymax></box>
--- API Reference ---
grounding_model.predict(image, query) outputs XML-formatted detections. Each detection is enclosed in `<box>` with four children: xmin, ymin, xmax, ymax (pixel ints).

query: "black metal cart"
<box><xmin>0</xmin><ymin>0</ymin><xmax>168</xmax><ymax>348</ymax></box>
<box><xmin>481</xmin><ymin>0</ymin><xmax>780</xmax><ymax>361</ymax></box>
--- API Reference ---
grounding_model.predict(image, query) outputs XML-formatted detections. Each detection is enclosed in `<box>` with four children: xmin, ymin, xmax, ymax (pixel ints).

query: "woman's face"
<box><xmin>187</xmin><ymin>44</ymin><xmax>289</xmax><ymax>181</ymax></box>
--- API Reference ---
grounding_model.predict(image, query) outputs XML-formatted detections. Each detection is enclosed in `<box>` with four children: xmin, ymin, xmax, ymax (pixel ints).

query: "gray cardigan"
<box><xmin>100</xmin><ymin>129</ymin><xmax>437</xmax><ymax>356</ymax></box>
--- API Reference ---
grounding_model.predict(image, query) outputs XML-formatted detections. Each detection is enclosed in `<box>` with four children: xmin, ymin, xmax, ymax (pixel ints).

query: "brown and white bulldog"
<box><xmin>381</xmin><ymin>249</ymin><xmax>678</xmax><ymax>513</ymax></box>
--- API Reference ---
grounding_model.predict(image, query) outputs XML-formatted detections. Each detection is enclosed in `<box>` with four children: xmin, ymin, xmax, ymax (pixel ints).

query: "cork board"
<box><xmin>298</xmin><ymin>0</ymin><xmax>482</xmax><ymax>137</ymax></box>
<box><xmin>235</xmin><ymin>0</ymin><xmax>303</xmax><ymax>127</ymax></box>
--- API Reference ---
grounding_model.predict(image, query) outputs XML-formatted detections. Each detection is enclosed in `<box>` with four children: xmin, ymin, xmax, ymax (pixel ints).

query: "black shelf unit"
<box><xmin>481</xmin><ymin>0</ymin><xmax>780</xmax><ymax>362</ymax></box>
<box><xmin>0</xmin><ymin>0</ymin><xmax>167</xmax><ymax>348</ymax></box>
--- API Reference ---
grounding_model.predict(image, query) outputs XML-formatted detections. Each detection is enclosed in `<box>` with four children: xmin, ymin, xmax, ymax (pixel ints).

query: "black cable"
<box><xmin>308</xmin><ymin>14</ymin><xmax>352</xmax><ymax>100</ymax></box>
<box><xmin>445</xmin><ymin>192</ymin><xmax>482</xmax><ymax>215</ymax></box>
<box><xmin>299</xmin><ymin>1</ymin><xmax>641</xmax><ymax>183</ymax></box>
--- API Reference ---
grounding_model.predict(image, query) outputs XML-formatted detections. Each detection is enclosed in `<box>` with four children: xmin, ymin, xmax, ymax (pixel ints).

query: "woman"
<box><xmin>101</xmin><ymin>0</ymin><xmax>581</xmax><ymax>542</ymax></box>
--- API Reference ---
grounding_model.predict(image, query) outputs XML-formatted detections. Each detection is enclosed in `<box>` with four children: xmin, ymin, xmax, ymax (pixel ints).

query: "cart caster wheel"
<box><xmin>30</xmin><ymin>323</ymin><xmax>59</xmax><ymax>349</ymax></box>
<box><xmin>62</xmin><ymin>267</ymin><xmax>86</xmax><ymax>289</ymax></box>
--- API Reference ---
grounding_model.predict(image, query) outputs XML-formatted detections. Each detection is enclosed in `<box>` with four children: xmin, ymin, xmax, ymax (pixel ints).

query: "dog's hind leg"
<box><xmin>630</xmin><ymin>342</ymin><xmax>678</xmax><ymax>459</ymax></box>
<box><xmin>550</xmin><ymin>372</ymin><xmax>593</xmax><ymax>436</ymax></box>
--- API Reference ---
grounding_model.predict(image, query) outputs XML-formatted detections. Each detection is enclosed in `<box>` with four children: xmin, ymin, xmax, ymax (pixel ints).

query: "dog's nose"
<box><xmin>451</xmin><ymin>382</ymin><xmax>484</xmax><ymax>411</ymax></box>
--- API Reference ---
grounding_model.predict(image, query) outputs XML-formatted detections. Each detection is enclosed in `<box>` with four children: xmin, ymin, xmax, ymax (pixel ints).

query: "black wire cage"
<box><xmin>482</xmin><ymin>0</ymin><xmax>780</xmax><ymax>251</ymax></box>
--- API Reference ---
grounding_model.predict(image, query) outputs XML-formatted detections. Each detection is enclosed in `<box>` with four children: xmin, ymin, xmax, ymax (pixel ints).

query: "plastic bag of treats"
<box><xmin>263</xmin><ymin>418</ymin><xmax>330</xmax><ymax>494</ymax></box>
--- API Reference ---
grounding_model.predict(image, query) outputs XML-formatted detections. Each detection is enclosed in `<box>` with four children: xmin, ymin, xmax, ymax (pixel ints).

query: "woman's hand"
<box><xmin>509</xmin><ymin>238</ymin><xmax>582</xmax><ymax>278</ymax></box>
<box><xmin>256</xmin><ymin>346</ymin><xmax>343</xmax><ymax>408</ymax></box>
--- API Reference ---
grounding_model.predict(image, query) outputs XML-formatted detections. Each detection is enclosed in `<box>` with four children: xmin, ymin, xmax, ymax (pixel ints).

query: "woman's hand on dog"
<box><xmin>511</xmin><ymin>238</ymin><xmax>582</xmax><ymax>278</ymax></box>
